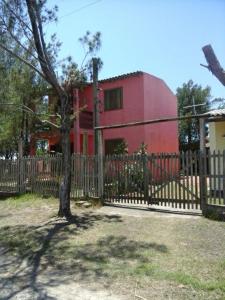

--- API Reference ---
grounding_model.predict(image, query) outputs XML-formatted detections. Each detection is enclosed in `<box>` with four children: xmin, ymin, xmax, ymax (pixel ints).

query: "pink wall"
<box><xmin>143</xmin><ymin>73</ymin><xmax>179</xmax><ymax>153</ymax></box>
<box><xmin>99</xmin><ymin>74</ymin><xmax>145</xmax><ymax>153</ymax></box>
<box><xmin>77</xmin><ymin>72</ymin><xmax>178</xmax><ymax>155</ymax></box>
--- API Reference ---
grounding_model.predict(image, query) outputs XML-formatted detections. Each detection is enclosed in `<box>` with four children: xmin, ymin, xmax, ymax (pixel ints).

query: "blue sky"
<box><xmin>47</xmin><ymin>0</ymin><xmax>225</xmax><ymax>100</ymax></box>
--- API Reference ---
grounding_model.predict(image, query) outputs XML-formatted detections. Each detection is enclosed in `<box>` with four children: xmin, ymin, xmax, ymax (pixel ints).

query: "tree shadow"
<box><xmin>0</xmin><ymin>212</ymin><xmax>167</xmax><ymax>299</ymax></box>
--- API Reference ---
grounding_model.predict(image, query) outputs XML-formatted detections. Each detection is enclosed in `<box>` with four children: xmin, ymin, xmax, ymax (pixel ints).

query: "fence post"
<box><xmin>18</xmin><ymin>158</ymin><xmax>26</xmax><ymax>194</ymax></box>
<box><xmin>97</xmin><ymin>130</ymin><xmax>104</xmax><ymax>200</ymax></box>
<box><xmin>143</xmin><ymin>154</ymin><xmax>149</xmax><ymax>204</ymax></box>
<box><xmin>223</xmin><ymin>150</ymin><xmax>225</xmax><ymax>203</ymax></box>
<box><xmin>199</xmin><ymin>151</ymin><xmax>207</xmax><ymax>214</ymax></box>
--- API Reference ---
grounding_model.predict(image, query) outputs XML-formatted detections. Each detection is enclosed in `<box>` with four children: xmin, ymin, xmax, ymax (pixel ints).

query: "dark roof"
<box><xmin>99</xmin><ymin>71</ymin><xmax>144</xmax><ymax>83</ymax></box>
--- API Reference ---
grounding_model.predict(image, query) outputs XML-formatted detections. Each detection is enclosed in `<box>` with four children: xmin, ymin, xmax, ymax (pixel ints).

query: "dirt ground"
<box><xmin>0</xmin><ymin>195</ymin><xmax>225</xmax><ymax>300</ymax></box>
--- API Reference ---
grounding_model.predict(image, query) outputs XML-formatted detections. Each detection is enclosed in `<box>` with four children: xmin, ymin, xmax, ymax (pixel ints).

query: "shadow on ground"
<box><xmin>0</xmin><ymin>212</ymin><xmax>167</xmax><ymax>300</ymax></box>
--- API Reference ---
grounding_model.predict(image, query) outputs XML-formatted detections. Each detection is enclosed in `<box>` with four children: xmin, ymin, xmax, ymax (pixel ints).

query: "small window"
<box><xmin>104</xmin><ymin>87</ymin><xmax>123</xmax><ymax>111</ymax></box>
<box><xmin>105</xmin><ymin>138</ymin><xmax>124</xmax><ymax>155</ymax></box>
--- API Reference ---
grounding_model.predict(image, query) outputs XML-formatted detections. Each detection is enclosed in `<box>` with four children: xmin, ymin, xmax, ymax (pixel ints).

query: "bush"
<box><xmin>204</xmin><ymin>206</ymin><xmax>225</xmax><ymax>221</ymax></box>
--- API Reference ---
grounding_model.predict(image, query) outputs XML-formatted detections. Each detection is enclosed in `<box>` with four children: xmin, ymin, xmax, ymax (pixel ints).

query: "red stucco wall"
<box><xmin>143</xmin><ymin>73</ymin><xmax>179</xmax><ymax>153</ymax></box>
<box><xmin>98</xmin><ymin>74</ymin><xmax>145</xmax><ymax>153</ymax></box>
<box><xmin>90</xmin><ymin>72</ymin><xmax>179</xmax><ymax>154</ymax></box>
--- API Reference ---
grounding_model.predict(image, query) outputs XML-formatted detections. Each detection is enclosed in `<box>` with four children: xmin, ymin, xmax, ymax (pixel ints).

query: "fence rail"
<box><xmin>0</xmin><ymin>151</ymin><xmax>225</xmax><ymax>212</ymax></box>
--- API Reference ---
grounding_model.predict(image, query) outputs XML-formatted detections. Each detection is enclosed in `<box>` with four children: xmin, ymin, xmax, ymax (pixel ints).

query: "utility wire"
<box><xmin>58</xmin><ymin>0</ymin><xmax>102</xmax><ymax>20</ymax></box>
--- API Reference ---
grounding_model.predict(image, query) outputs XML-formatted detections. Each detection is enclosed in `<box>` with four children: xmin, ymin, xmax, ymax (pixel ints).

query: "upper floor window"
<box><xmin>104</xmin><ymin>87</ymin><xmax>123</xmax><ymax>111</ymax></box>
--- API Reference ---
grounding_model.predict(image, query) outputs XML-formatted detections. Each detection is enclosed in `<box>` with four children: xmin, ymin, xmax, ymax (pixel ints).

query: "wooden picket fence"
<box><xmin>104</xmin><ymin>151</ymin><xmax>225</xmax><ymax>211</ymax></box>
<box><xmin>0</xmin><ymin>154</ymin><xmax>99</xmax><ymax>198</ymax></box>
<box><xmin>0</xmin><ymin>151</ymin><xmax>225</xmax><ymax>213</ymax></box>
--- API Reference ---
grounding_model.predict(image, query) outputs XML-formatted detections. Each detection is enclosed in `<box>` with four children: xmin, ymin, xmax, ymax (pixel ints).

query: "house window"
<box><xmin>105</xmin><ymin>138</ymin><xmax>124</xmax><ymax>155</ymax></box>
<box><xmin>104</xmin><ymin>87</ymin><xmax>123</xmax><ymax>111</ymax></box>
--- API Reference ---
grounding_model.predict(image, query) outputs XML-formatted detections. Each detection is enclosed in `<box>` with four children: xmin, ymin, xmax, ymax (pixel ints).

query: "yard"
<box><xmin>0</xmin><ymin>195</ymin><xmax>225</xmax><ymax>300</ymax></box>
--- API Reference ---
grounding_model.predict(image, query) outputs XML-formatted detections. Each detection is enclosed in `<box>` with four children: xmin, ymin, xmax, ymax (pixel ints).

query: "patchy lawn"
<box><xmin>0</xmin><ymin>195</ymin><xmax>225</xmax><ymax>300</ymax></box>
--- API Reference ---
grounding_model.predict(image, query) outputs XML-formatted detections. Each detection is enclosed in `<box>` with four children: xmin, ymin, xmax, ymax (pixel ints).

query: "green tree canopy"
<box><xmin>0</xmin><ymin>47</ymin><xmax>49</xmax><ymax>158</ymax></box>
<box><xmin>177</xmin><ymin>80</ymin><xmax>211</xmax><ymax>151</ymax></box>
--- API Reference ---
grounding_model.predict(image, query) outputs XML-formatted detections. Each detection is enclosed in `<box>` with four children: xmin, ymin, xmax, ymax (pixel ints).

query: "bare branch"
<box><xmin>2</xmin><ymin>0</ymin><xmax>32</xmax><ymax>33</ymax></box>
<box><xmin>0</xmin><ymin>16</ymin><xmax>38</xmax><ymax>62</ymax></box>
<box><xmin>202</xmin><ymin>44</ymin><xmax>225</xmax><ymax>86</ymax></box>
<box><xmin>0</xmin><ymin>42</ymin><xmax>46</xmax><ymax>80</ymax></box>
<box><xmin>200</xmin><ymin>63</ymin><xmax>209</xmax><ymax>69</ymax></box>
<box><xmin>80</xmin><ymin>52</ymin><xmax>89</xmax><ymax>69</ymax></box>
<box><xmin>41</xmin><ymin>119</ymin><xmax>60</xmax><ymax>128</ymax></box>
<box><xmin>1</xmin><ymin>1</ymin><xmax>36</xmax><ymax>51</ymax></box>
<box><xmin>70</xmin><ymin>104</ymin><xmax>87</xmax><ymax>122</ymax></box>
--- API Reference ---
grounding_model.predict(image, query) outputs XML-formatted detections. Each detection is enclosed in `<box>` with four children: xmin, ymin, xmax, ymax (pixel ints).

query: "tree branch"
<box><xmin>0</xmin><ymin>16</ymin><xmax>39</xmax><ymax>63</ymax></box>
<box><xmin>202</xmin><ymin>44</ymin><xmax>225</xmax><ymax>86</ymax></box>
<box><xmin>41</xmin><ymin>119</ymin><xmax>60</xmax><ymax>128</ymax></box>
<box><xmin>0</xmin><ymin>42</ymin><xmax>46</xmax><ymax>80</ymax></box>
<box><xmin>70</xmin><ymin>104</ymin><xmax>87</xmax><ymax>122</ymax></box>
<box><xmin>0</xmin><ymin>103</ymin><xmax>60</xmax><ymax>129</ymax></box>
<box><xmin>200</xmin><ymin>63</ymin><xmax>209</xmax><ymax>69</ymax></box>
<box><xmin>26</xmin><ymin>0</ymin><xmax>64</xmax><ymax>96</ymax></box>
<box><xmin>2</xmin><ymin>0</ymin><xmax>32</xmax><ymax>33</ymax></box>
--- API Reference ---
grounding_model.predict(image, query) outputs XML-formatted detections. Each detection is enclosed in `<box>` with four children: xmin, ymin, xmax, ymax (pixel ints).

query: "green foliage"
<box><xmin>113</xmin><ymin>140</ymin><xmax>128</xmax><ymax>155</ymax></box>
<box><xmin>106</xmin><ymin>143</ymin><xmax>149</xmax><ymax>195</ymax></box>
<box><xmin>177</xmin><ymin>80</ymin><xmax>211</xmax><ymax>151</ymax></box>
<box><xmin>0</xmin><ymin>1</ymin><xmax>50</xmax><ymax>158</ymax></box>
<box><xmin>204</xmin><ymin>207</ymin><xmax>225</xmax><ymax>221</ymax></box>
<box><xmin>0</xmin><ymin>56</ymin><xmax>48</xmax><ymax>157</ymax></box>
<box><xmin>135</xmin><ymin>142</ymin><xmax>148</xmax><ymax>155</ymax></box>
<box><xmin>79</xmin><ymin>31</ymin><xmax>103</xmax><ymax>79</ymax></box>
<box><xmin>0</xmin><ymin>1</ymin><xmax>103</xmax><ymax>159</ymax></box>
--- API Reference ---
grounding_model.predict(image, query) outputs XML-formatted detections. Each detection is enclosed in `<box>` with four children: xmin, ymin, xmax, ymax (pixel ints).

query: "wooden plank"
<box><xmin>174</xmin><ymin>154</ymin><xmax>178</xmax><ymax>208</ymax></box>
<box><xmin>95</xmin><ymin>114</ymin><xmax>208</xmax><ymax>131</ymax></box>
<box><xmin>208</xmin><ymin>151</ymin><xmax>212</xmax><ymax>205</ymax></box>
<box><xmin>166</xmin><ymin>156</ymin><xmax>173</xmax><ymax>206</ymax></box>
<box><xmin>135</xmin><ymin>154</ymin><xmax>138</xmax><ymax>203</ymax></box>
<box><xmin>186</xmin><ymin>151</ymin><xmax>190</xmax><ymax>210</ymax></box>
<box><xmin>189</xmin><ymin>151</ymin><xmax>194</xmax><ymax>209</ymax></box>
<box><xmin>181</xmin><ymin>152</ymin><xmax>186</xmax><ymax>209</ymax></box>
<box><xmin>223</xmin><ymin>150</ymin><xmax>225</xmax><ymax>206</ymax></box>
<box><xmin>213</xmin><ymin>151</ymin><xmax>217</xmax><ymax>204</ymax></box>
<box><xmin>218</xmin><ymin>151</ymin><xmax>221</xmax><ymax>205</ymax></box>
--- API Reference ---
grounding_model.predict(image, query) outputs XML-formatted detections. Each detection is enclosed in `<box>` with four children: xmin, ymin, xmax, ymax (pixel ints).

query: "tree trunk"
<box><xmin>58</xmin><ymin>93</ymin><xmax>72</xmax><ymax>218</ymax></box>
<box><xmin>202</xmin><ymin>44</ymin><xmax>225</xmax><ymax>86</ymax></box>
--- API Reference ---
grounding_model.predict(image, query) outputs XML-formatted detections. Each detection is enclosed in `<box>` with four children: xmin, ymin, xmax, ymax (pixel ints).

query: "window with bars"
<box><xmin>104</xmin><ymin>87</ymin><xmax>123</xmax><ymax>111</ymax></box>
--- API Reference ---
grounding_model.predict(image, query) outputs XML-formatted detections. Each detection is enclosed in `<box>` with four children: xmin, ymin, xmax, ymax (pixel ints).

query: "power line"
<box><xmin>58</xmin><ymin>0</ymin><xmax>102</xmax><ymax>20</ymax></box>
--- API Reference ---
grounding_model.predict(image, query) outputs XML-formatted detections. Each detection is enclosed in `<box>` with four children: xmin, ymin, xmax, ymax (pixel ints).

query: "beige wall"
<box><xmin>209</xmin><ymin>121</ymin><xmax>225</xmax><ymax>151</ymax></box>
<box><xmin>208</xmin><ymin>121</ymin><xmax>225</xmax><ymax>191</ymax></box>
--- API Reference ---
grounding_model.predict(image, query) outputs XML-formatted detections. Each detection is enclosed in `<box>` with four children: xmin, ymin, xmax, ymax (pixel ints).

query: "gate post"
<box><xmin>199</xmin><ymin>117</ymin><xmax>207</xmax><ymax>214</ymax></box>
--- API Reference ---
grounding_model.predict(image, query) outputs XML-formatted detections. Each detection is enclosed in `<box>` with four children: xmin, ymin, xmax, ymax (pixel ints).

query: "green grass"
<box><xmin>0</xmin><ymin>195</ymin><xmax>225</xmax><ymax>299</ymax></box>
<box><xmin>0</xmin><ymin>193</ymin><xmax>58</xmax><ymax>208</ymax></box>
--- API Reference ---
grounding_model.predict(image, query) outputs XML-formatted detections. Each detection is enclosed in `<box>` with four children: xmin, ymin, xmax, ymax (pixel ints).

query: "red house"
<box><xmin>31</xmin><ymin>71</ymin><xmax>178</xmax><ymax>155</ymax></box>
